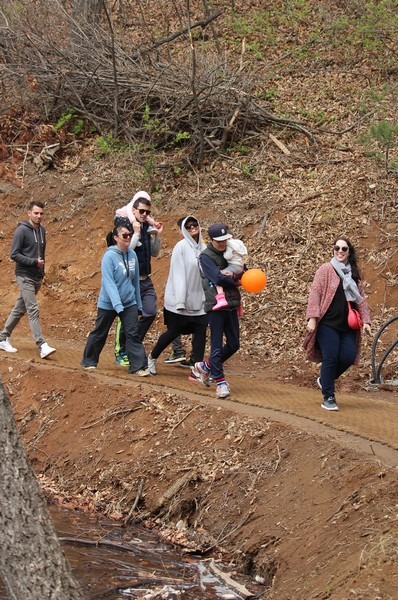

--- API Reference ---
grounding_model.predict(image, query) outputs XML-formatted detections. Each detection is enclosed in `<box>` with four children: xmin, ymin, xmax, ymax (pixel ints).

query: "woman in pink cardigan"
<box><xmin>303</xmin><ymin>236</ymin><xmax>371</xmax><ymax>412</ymax></box>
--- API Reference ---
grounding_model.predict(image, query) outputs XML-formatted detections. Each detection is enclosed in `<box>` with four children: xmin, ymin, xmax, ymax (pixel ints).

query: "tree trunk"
<box><xmin>0</xmin><ymin>383</ymin><xmax>85</xmax><ymax>600</ymax></box>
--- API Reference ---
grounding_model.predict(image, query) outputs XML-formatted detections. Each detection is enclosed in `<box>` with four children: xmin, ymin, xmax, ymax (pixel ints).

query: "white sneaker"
<box><xmin>191</xmin><ymin>362</ymin><xmax>212</xmax><ymax>387</ymax></box>
<box><xmin>147</xmin><ymin>354</ymin><xmax>157</xmax><ymax>375</ymax></box>
<box><xmin>40</xmin><ymin>342</ymin><xmax>56</xmax><ymax>359</ymax></box>
<box><xmin>0</xmin><ymin>338</ymin><xmax>17</xmax><ymax>353</ymax></box>
<box><xmin>216</xmin><ymin>381</ymin><xmax>230</xmax><ymax>399</ymax></box>
<box><xmin>130</xmin><ymin>368</ymin><xmax>150</xmax><ymax>377</ymax></box>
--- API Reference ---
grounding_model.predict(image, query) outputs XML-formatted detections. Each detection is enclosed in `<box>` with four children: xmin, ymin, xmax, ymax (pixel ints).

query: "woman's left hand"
<box><xmin>362</xmin><ymin>323</ymin><xmax>371</xmax><ymax>335</ymax></box>
<box><xmin>306</xmin><ymin>317</ymin><xmax>317</xmax><ymax>332</ymax></box>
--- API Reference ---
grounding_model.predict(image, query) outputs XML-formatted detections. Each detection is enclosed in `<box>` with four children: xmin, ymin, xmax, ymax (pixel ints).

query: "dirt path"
<box><xmin>4</xmin><ymin>335</ymin><xmax>398</xmax><ymax>467</ymax></box>
<box><xmin>3</xmin><ymin>335</ymin><xmax>398</xmax><ymax>600</ymax></box>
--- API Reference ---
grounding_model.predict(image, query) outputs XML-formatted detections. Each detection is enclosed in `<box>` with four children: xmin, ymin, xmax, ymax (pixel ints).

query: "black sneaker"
<box><xmin>164</xmin><ymin>352</ymin><xmax>186</xmax><ymax>364</ymax></box>
<box><xmin>180</xmin><ymin>358</ymin><xmax>194</xmax><ymax>368</ymax></box>
<box><xmin>321</xmin><ymin>396</ymin><xmax>339</xmax><ymax>411</ymax></box>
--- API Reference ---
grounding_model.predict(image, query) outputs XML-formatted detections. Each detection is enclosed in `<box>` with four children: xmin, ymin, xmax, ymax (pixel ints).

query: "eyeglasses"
<box><xmin>334</xmin><ymin>245</ymin><xmax>348</xmax><ymax>252</ymax></box>
<box><xmin>137</xmin><ymin>208</ymin><xmax>151</xmax><ymax>215</ymax></box>
<box><xmin>186</xmin><ymin>222</ymin><xmax>198</xmax><ymax>230</ymax></box>
<box><xmin>121</xmin><ymin>232</ymin><xmax>133</xmax><ymax>239</ymax></box>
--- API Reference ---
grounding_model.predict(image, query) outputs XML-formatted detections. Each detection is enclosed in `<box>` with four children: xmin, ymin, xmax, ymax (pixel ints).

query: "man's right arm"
<box><xmin>200</xmin><ymin>254</ymin><xmax>237</xmax><ymax>288</ymax></box>
<box><xmin>10</xmin><ymin>228</ymin><xmax>38</xmax><ymax>267</ymax></box>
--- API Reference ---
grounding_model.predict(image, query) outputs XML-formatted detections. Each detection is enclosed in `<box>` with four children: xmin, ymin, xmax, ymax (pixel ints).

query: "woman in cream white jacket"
<box><xmin>147</xmin><ymin>216</ymin><xmax>208</xmax><ymax>375</ymax></box>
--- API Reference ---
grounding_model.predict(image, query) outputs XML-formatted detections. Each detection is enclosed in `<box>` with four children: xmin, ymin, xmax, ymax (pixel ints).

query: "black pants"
<box><xmin>82</xmin><ymin>306</ymin><xmax>147</xmax><ymax>373</ymax></box>
<box><xmin>316</xmin><ymin>322</ymin><xmax>357</xmax><ymax>399</ymax></box>
<box><xmin>115</xmin><ymin>277</ymin><xmax>157</xmax><ymax>355</ymax></box>
<box><xmin>150</xmin><ymin>309</ymin><xmax>208</xmax><ymax>363</ymax></box>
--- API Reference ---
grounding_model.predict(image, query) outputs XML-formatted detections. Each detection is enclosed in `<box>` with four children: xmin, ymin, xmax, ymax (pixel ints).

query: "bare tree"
<box><xmin>0</xmin><ymin>382</ymin><xmax>85</xmax><ymax>600</ymax></box>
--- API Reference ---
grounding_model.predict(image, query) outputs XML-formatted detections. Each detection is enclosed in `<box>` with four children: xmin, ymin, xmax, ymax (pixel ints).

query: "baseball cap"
<box><xmin>208</xmin><ymin>223</ymin><xmax>232</xmax><ymax>241</ymax></box>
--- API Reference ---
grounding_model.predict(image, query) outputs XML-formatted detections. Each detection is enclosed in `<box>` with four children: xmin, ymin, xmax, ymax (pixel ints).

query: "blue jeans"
<box><xmin>208</xmin><ymin>309</ymin><xmax>240</xmax><ymax>381</ymax></box>
<box><xmin>316</xmin><ymin>323</ymin><xmax>357</xmax><ymax>398</ymax></box>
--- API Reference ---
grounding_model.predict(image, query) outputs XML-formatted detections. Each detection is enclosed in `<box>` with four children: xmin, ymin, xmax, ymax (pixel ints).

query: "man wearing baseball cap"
<box><xmin>191</xmin><ymin>223</ymin><xmax>242</xmax><ymax>399</ymax></box>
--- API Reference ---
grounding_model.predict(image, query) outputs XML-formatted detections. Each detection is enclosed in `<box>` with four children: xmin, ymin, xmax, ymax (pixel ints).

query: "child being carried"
<box><xmin>213</xmin><ymin>237</ymin><xmax>248</xmax><ymax>311</ymax></box>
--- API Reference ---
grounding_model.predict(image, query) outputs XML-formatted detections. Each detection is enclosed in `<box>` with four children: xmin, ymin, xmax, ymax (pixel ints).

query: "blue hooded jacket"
<box><xmin>98</xmin><ymin>246</ymin><xmax>142</xmax><ymax>314</ymax></box>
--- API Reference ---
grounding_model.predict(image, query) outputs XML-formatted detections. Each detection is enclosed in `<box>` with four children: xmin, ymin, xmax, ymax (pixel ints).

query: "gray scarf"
<box><xmin>330</xmin><ymin>257</ymin><xmax>363</xmax><ymax>304</ymax></box>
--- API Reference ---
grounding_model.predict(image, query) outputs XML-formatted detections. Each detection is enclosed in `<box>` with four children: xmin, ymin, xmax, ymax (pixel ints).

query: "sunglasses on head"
<box><xmin>334</xmin><ymin>245</ymin><xmax>348</xmax><ymax>252</ymax></box>
<box><xmin>186</xmin><ymin>222</ymin><xmax>198</xmax><ymax>230</ymax></box>
<box><xmin>121</xmin><ymin>232</ymin><xmax>133</xmax><ymax>239</ymax></box>
<box><xmin>138</xmin><ymin>208</ymin><xmax>151</xmax><ymax>215</ymax></box>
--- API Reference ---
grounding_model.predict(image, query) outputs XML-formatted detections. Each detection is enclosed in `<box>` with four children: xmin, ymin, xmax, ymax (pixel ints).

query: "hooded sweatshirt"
<box><xmin>115</xmin><ymin>190</ymin><xmax>155</xmax><ymax>228</ymax></box>
<box><xmin>10</xmin><ymin>221</ymin><xmax>46</xmax><ymax>280</ymax></box>
<box><xmin>163</xmin><ymin>215</ymin><xmax>206</xmax><ymax>316</ymax></box>
<box><xmin>98</xmin><ymin>246</ymin><xmax>142</xmax><ymax>314</ymax></box>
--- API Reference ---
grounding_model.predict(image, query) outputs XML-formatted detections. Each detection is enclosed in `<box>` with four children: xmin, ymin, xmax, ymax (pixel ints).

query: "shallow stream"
<box><xmin>53</xmin><ymin>507</ymin><xmax>250</xmax><ymax>599</ymax></box>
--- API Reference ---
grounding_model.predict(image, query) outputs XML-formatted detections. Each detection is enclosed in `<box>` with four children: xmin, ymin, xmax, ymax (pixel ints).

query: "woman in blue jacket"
<box><xmin>81</xmin><ymin>224</ymin><xmax>149</xmax><ymax>376</ymax></box>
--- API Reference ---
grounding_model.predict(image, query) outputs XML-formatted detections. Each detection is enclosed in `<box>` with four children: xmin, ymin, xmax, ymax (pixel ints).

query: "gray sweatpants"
<box><xmin>0</xmin><ymin>275</ymin><xmax>45</xmax><ymax>347</ymax></box>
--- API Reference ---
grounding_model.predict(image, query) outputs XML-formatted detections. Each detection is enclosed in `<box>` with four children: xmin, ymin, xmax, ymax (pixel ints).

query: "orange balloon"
<box><xmin>240</xmin><ymin>269</ymin><xmax>267</xmax><ymax>293</ymax></box>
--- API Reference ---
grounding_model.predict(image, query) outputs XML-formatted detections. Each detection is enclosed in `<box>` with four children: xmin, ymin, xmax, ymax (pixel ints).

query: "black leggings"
<box><xmin>151</xmin><ymin>310</ymin><xmax>208</xmax><ymax>363</ymax></box>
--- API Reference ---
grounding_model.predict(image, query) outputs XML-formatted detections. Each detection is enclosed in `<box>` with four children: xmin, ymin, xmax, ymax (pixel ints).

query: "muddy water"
<box><xmin>0</xmin><ymin>505</ymin><xmax>258</xmax><ymax>598</ymax></box>
<box><xmin>52</xmin><ymin>506</ymin><xmax>247</xmax><ymax>599</ymax></box>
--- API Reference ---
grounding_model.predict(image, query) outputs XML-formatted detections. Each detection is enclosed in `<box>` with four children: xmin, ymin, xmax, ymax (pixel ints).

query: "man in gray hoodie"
<box><xmin>0</xmin><ymin>201</ymin><xmax>56</xmax><ymax>359</ymax></box>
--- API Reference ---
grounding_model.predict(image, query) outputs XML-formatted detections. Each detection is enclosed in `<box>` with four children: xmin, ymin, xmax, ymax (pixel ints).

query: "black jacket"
<box><xmin>199</xmin><ymin>244</ymin><xmax>241</xmax><ymax>312</ymax></box>
<box><xmin>135</xmin><ymin>222</ymin><xmax>152</xmax><ymax>276</ymax></box>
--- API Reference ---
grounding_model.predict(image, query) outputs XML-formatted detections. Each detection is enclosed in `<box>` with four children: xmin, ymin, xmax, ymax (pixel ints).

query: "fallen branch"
<box><xmin>272</xmin><ymin>444</ymin><xmax>282</xmax><ymax>473</ymax></box>
<box><xmin>33</xmin><ymin>143</ymin><xmax>61</xmax><ymax>172</ymax></box>
<box><xmin>257</xmin><ymin>208</ymin><xmax>271</xmax><ymax>238</ymax></box>
<box><xmin>167</xmin><ymin>406</ymin><xmax>199</xmax><ymax>438</ymax></box>
<box><xmin>269</xmin><ymin>133</ymin><xmax>290</xmax><ymax>155</ymax></box>
<box><xmin>59</xmin><ymin>536</ymin><xmax>143</xmax><ymax>553</ymax></box>
<box><xmin>204</xmin><ymin>510</ymin><xmax>256</xmax><ymax>555</ymax></box>
<box><xmin>130</xmin><ymin>11</ymin><xmax>222</xmax><ymax>60</ymax></box>
<box><xmin>217</xmin><ymin>510</ymin><xmax>255</xmax><ymax>545</ymax></box>
<box><xmin>210</xmin><ymin>559</ymin><xmax>254</xmax><ymax>598</ymax></box>
<box><xmin>80</xmin><ymin>404</ymin><xmax>143</xmax><ymax>429</ymax></box>
<box><xmin>144</xmin><ymin>470</ymin><xmax>197</xmax><ymax>517</ymax></box>
<box><xmin>298</xmin><ymin>190</ymin><xmax>335</xmax><ymax>204</ymax></box>
<box><xmin>123</xmin><ymin>478</ymin><xmax>145</xmax><ymax>526</ymax></box>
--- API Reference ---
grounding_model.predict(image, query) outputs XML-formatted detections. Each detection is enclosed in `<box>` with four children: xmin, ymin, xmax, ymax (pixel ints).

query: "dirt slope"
<box><xmin>1</xmin><ymin>1</ymin><xmax>398</xmax><ymax>595</ymax></box>
<box><xmin>0</xmin><ymin>139</ymin><xmax>397</xmax><ymax>599</ymax></box>
<box><xmin>1</xmin><ymin>350</ymin><xmax>398</xmax><ymax>599</ymax></box>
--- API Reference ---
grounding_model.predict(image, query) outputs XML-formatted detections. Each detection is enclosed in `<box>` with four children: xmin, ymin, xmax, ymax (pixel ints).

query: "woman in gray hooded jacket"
<box><xmin>147</xmin><ymin>216</ymin><xmax>208</xmax><ymax>375</ymax></box>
